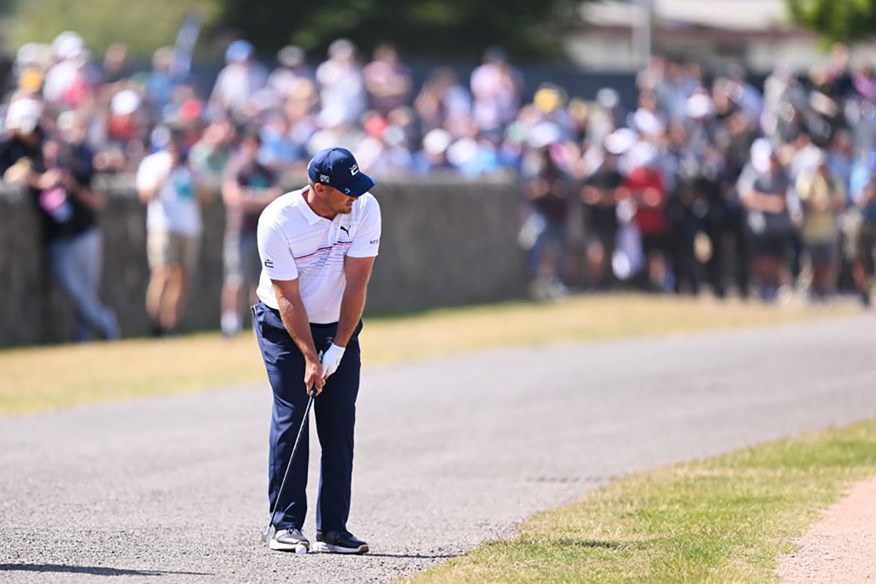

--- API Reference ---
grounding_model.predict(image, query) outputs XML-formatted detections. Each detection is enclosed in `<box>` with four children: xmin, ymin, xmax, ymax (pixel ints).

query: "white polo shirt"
<box><xmin>256</xmin><ymin>188</ymin><xmax>381</xmax><ymax>323</ymax></box>
<box><xmin>136</xmin><ymin>150</ymin><xmax>202</xmax><ymax>237</ymax></box>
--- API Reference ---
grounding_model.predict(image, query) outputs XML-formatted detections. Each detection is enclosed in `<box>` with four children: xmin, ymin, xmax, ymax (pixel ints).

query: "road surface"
<box><xmin>2</xmin><ymin>314</ymin><xmax>875</xmax><ymax>583</ymax></box>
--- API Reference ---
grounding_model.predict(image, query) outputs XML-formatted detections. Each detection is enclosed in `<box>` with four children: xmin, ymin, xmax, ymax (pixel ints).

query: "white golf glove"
<box><xmin>320</xmin><ymin>343</ymin><xmax>346</xmax><ymax>380</ymax></box>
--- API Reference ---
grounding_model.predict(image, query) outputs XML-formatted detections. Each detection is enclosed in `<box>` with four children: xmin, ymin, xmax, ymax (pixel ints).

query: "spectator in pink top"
<box><xmin>470</xmin><ymin>47</ymin><xmax>523</xmax><ymax>133</ymax></box>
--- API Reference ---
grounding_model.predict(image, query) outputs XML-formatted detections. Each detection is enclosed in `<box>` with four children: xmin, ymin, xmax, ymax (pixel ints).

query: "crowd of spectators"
<box><xmin>2</xmin><ymin>31</ymin><xmax>876</xmax><ymax>340</ymax></box>
<box><xmin>520</xmin><ymin>44</ymin><xmax>876</xmax><ymax>306</ymax></box>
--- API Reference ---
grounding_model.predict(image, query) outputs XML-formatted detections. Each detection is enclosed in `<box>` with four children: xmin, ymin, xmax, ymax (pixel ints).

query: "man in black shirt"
<box><xmin>582</xmin><ymin>150</ymin><xmax>622</xmax><ymax>289</ymax></box>
<box><xmin>0</xmin><ymin>101</ymin><xmax>119</xmax><ymax>341</ymax></box>
<box><xmin>220</xmin><ymin>131</ymin><xmax>280</xmax><ymax>336</ymax></box>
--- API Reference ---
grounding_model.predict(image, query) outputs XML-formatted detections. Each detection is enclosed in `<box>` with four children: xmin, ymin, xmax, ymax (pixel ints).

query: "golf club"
<box><xmin>261</xmin><ymin>385</ymin><xmax>317</xmax><ymax>545</ymax></box>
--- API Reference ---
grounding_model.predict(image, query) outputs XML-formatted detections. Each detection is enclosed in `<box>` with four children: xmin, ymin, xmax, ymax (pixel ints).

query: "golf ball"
<box><xmin>295</xmin><ymin>545</ymin><xmax>307</xmax><ymax>554</ymax></box>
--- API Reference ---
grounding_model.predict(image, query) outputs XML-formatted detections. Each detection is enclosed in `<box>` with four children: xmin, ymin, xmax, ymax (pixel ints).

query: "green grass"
<box><xmin>405</xmin><ymin>421</ymin><xmax>876</xmax><ymax>583</ymax></box>
<box><xmin>0</xmin><ymin>293</ymin><xmax>852</xmax><ymax>416</ymax></box>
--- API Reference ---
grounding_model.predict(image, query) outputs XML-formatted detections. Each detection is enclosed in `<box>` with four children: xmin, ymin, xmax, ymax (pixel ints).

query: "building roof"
<box><xmin>584</xmin><ymin>0</ymin><xmax>789</xmax><ymax>32</ymax></box>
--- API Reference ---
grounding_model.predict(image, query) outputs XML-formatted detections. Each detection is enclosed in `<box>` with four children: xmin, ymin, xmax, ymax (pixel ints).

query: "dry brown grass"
<box><xmin>0</xmin><ymin>294</ymin><xmax>849</xmax><ymax>416</ymax></box>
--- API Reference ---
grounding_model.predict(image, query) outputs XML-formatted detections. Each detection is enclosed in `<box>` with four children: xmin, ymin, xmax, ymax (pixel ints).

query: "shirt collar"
<box><xmin>295</xmin><ymin>188</ymin><xmax>326</xmax><ymax>226</ymax></box>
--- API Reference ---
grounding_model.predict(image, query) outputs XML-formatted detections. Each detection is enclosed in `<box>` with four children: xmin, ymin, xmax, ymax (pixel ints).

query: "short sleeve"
<box><xmin>348</xmin><ymin>195</ymin><xmax>381</xmax><ymax>258</ymax></box>
<box><xmin>136</xmin><ymin>152</ymin><xmax>169</xmax><ymax>194</ymax></box>
<box><xmin>736</xmin><ymin>164</ymin><xmax>756</xmax><ymax>198</ymax></box>
<box><xmin>257</xmin><ymin>212</ymin><xmax>298</xmax><ymax>281</ymax></box>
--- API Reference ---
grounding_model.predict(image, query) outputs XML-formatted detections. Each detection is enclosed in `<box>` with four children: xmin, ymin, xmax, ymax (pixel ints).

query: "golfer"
<box><xmin>252</xmin><ymin>147</ymin><xmax>381</xmax><ymax>554</ymax></box>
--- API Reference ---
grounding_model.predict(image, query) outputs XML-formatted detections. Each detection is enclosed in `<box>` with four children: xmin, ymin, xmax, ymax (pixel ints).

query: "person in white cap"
<box><xmin>0</xmin><ymin>102</ymin><xmax>119</xmax><ymax>341</ymax></box>
<box><xmin>737</xmin><ymin>138</ymin><xmax>794</xmax><ymax>301</ymax></box>
<box><xmin>253</xmin><ymin>146</ymin><xmax>380</xmax><ymax>554</ymax></box>
<box><xmin>208</xmin><ymin>39</ymin><xmax>267</xmax><ymax>122</ymax></box>
<box><xmin>620</xmin><ymin>141</ymin><xmax>673</xmax><ymax>291</ymax></box>
<box><xmin>43</xmin><ymin>31</ymin><xmax>87</xmax><ymax>106</ymax></box>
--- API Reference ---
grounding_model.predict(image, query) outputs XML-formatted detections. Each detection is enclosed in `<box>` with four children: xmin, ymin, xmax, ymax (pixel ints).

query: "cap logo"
<box><xmin>350</xmin><ymin>164</ymin><xmax>359</xmax><ymax>176</ymax></box>
<box><xmin>320</xmin><ymin>174</ymin><xmax>330</xmax><ymax>183</ymax></box>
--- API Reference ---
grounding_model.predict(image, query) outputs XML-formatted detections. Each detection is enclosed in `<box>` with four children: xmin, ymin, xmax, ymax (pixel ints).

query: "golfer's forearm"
<box><xmin>277</xmin><ymin>296</ymin><xmax>319</xmax><ymax>361</ymax></box>
<box><xmin>333</xmin><ymin>287</ymin><xmax>367</xmax><ymax>347</ymax></box>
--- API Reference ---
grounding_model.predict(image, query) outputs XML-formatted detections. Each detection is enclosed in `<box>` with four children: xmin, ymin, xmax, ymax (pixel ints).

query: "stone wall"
<box><xmin>0</xmin><ymin>176</ymin><xmax>528</xmax><ymax>346</ymax></box>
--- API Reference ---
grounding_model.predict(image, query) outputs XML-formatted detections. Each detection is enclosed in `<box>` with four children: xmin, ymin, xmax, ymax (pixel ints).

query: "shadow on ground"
<box><xmin>0</xmin><ymin>563</ymin><xmax>213</xmax><ymax>577</ymax></box>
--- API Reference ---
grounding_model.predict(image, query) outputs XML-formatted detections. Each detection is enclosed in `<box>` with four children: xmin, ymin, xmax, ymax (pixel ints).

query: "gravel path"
<box><xmin>778</xmin><ymin>475</ymin><xmax>876</xmax><ymax>583</ymax></box>
<box><xmin>2</xmin><ymin>314</ymin><xmax>876</xmax><ymax>583</ymax></box>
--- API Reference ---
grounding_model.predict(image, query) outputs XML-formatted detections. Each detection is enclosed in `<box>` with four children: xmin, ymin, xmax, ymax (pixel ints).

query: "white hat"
<box><xmin>686</xmin><ymin>94</ymin><xmax>715</xmax><ymax>119</ymax></box>
<box><xmin>422</xmin><ymin>128</ymin><xmax>452</xmax><ymax>155</ymax></box>
<box><xmin>52</xmin><ymin>31</ymin><xmax>85</xmax><ymax>60</ymax></box>
<box><xmin>278</xmin><ymin>45</ymin><xmax>305</xmax><ymax>67</ymax></box>
<box><xmin>596</xmin><ymin>87</ymin><xmax>620</xmax><ymax>109</ymax></box>
<box><xmin>111</xmin><ymin>89</ymin><xmax>141</xmax><ymax>116</ymax></box>
<box><xmin>604</xmin><ymin>128</ymin><xmax>636</xmax><ymax>155</ymax></box>
<box><xmin>328</xmin><ymin>39</ymin><xmax>356</xmax><ymax>59</ymax></box>
<box><xmin>626</xmin><ymin>141</ymin><xmax>658</xmax><ymax>169</ymax></box>
<box><xmin>632</xmin><ymin>109</ymin><xmax>665</xmax><ymax>137</ymax></box>
<box><xmin>447</xmin><ymin>137</ymin><xmax>478</xmax><ymax>166</ymax></box>
<box><xmin>528</xmin><ymin>121</ymin><xmax>562</xmax><ymax>149</ymax></box>
<box><xmin>5</xmin><ymin>98</ymin><xmax>42</xmax><ymax>133</ymax></box>
<box><xmin>16</xmin><ymin>42</ymin><xmax>49</xmax><ymax>67</ymax></box>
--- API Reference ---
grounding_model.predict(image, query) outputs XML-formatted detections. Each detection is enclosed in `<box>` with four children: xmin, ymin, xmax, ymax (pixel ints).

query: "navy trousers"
<box><xmin>252</xmin><ymin>301</ymin><xmax>361</xmax><ymax>533</ymax></box>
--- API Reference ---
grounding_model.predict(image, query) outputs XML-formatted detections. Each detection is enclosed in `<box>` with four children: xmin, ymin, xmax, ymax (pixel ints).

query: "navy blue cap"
<box><xmin>307</xmin><ymin>147</ymin><xmax>376</xmax><ymax>198</ymax></box>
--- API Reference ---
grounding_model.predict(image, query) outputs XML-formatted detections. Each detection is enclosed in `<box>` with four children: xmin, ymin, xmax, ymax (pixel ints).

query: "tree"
<box><xmin>215</xmin><ymin>0</ymin><xmax>583</xmax><ymax>62</ymax></box>
<box><xmin>786</xmin><ymin>0</ymin><xmax>876</xmax><ymax>45</ymax></box>
<box><xmin>5</xmin><ymin>0</ymin><xmax>220</xmax><ymax>58</ymax></box>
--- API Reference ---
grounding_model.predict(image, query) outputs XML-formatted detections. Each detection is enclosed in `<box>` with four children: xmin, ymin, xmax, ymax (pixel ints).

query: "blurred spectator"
<box><xmin>0</xmin><ymin>101</ymin><xmax>119</xmax><ymax>341</ymax></box>
<box><xmin>620</xmin><ymin>142</ymin><xmax>672</xmax><ymax>291</ymax></box>
<box><xmin>796</xmin><ymin>150</ymin><xmax>846</xmax><ymax>300</ymax></box>
<box><xmin>827</xmin><ymin>43</ymin><xmax>855</xmax><ymax>101</ymax></box>
<box><xmin>258</xmin><ymin>111</ymin><xmax>304</xmax><ymax>173</ymax></box>
<box><xmin>136</xmin><ymin>129</ymin><xmax>209</xmax><ymax>336</ymax></box>
<box><xmin>581</xmin><ymin>143</ymin><xmax>623</xmax><ymax>290</ymax></box>
<box><xmin>849</xmin><ymin>154</ymin><xmax>876</xmax><ymax>306</ymax></box>
<box><xmin>738</xmin><ymin>139</ymin><xmax>794</xmax><ymax>301</ymax></box>
<box><xmin>412</xmin><ymin>128</ymin><xmax>454</xmax><ymax>174</ymax></box>
<box><xmin>413</xmin><ymin>66</ymin><xmax>471</xmax><ymax>137</ymax></box>
<box><xmin>220</xmin><ymin>131</ymin><xmax>281</xmax><ymax>337</ymax></box>
<box><xmin>267</xmin><ymin>45</ymin><xmax>313</xmax><ymax>101</ymax></box>
<box><xmin>276</xmin><ymin>78</ymin><xmax>320</xmax><ymax>174</ymax></box>
<box><xmin>316</xmin><ymin>38</ymin><xmax>367</xmax><ymax>128</ymax></box>
<box><xmin>101</xmin><ymin>43</ymin><xmax>130</xmax><ymax>87</ymax></box>
<box><xmin>357</xmin><ymin>120</ymin><xmax>412</xmax><ymax>178</ymax></box>
<box><xmin>208</xmin><ymin>40</ymin><xmax>267</xmax><ymax>123</ymax></box>
<box><xmin>363</xmin><ymin>43</ymin><xmax>412</xmax><ymax>116</ymax></box>
<box><xmin>145</xmin><ymin>46</ymin><xmax>176</xmax><ymax>118</ymax></box>
<box><xmin>189</xmin><ymin>118</ymin><xmax>237</xmax><ymax>193</ymax></box>
<box><xmin>523</xmin><ymin>145</ymin><xmax>573</xmax><ymax>298</ymax></box>
<box><xmin>43</xmin><ymin>31</ymin><xmax>95</xmax><ymax>110</ymax></box>
<box><xmin>532</xmin><ymin>83</ymin><xmax>573</xmax><ymax>140</ymax></box>
<box><xmin>470</xmin><ymin>47</ymin><xmax>523</xmax><ymax>134</ymax></box>
<box><xmin>0</xmin><ymin>33</ymin><xmax>15</xmax><ymax>98</ymax></box>
<box><xmin>106</xmin><ymin>88</ymin><xmax>144</xmax><ymax>147</ymax></box>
